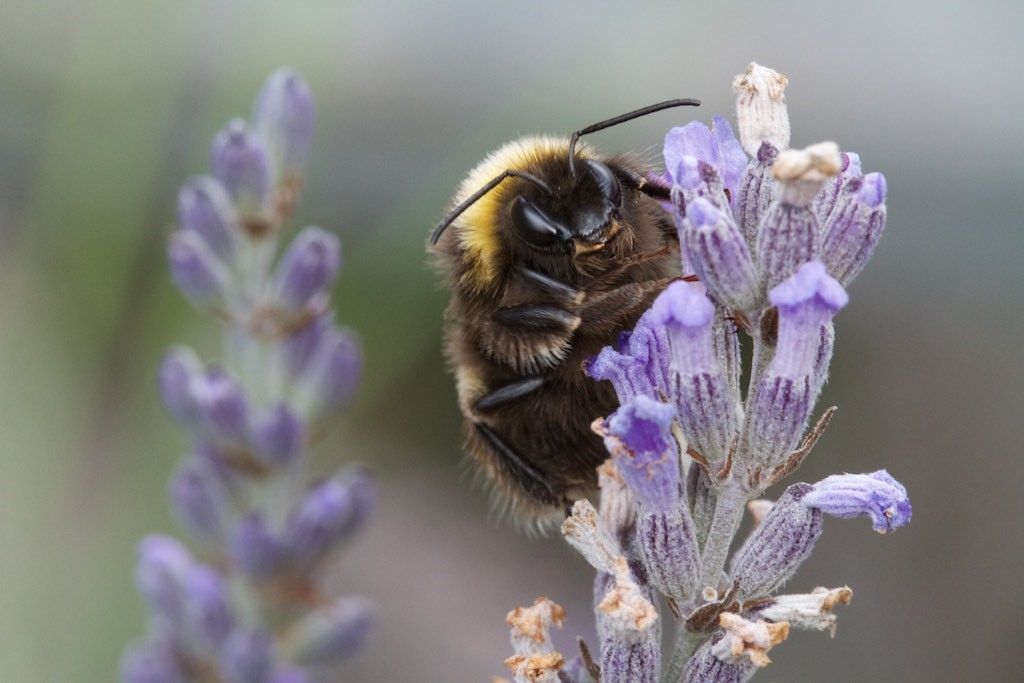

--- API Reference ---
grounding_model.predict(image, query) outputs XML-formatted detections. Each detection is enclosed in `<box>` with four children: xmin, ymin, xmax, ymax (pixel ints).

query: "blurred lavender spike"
<box><xmin>123</xmin><ymin>69</ymin><xmax>373</xmax><ymax>682</ymax></box>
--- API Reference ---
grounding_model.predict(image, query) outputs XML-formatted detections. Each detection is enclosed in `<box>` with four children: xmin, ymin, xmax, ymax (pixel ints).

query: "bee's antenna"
<box><xmin>430</xmin><ymin>170</ymin><xmax>553</xmax><ymax>246</ymax></box>
<box><xmin>567</xmin><ymin>98</ymin><xmax>701</xmax><ymax>178</ymax></box>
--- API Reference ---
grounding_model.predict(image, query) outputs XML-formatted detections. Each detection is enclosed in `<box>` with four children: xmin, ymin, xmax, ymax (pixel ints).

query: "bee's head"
<box><xmin>430</xmin><ymin>98</ymin><xmax>699</xmax><ymax>290</ymax></box>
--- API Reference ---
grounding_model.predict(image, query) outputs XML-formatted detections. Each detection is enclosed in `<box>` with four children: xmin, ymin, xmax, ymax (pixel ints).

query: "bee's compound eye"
<box><xmin>584</xmin><ymin>159</ymin><xmax>622</xmax><ymax>208</ymax></box>
<box><xmin>509</xmin><ymin>195</ymin><xmax>571</xmax><ymax>248</ymax></box>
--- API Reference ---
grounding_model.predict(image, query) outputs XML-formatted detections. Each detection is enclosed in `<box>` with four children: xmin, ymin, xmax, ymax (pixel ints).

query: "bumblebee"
<box><xmin>429</xmin><ymin>99</ymin><xmax>700</xmax><ymax>523</ymax></box>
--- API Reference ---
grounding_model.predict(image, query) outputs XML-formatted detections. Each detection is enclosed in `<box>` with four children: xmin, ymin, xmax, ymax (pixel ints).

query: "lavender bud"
<box><xmin>664</xmin><ymin>116</ymin><xmax>747</xmax><ymax>196</ymax></box>
<box><xmin>729</xmin><ymin>483</ymin><xmax>823</xmax><ymax>599</ymax></box>
<box><xmin>283</xmin><ymin>313</ymin><xmax>333</xmax><ymax>380</ymax></box>
<box><xmin>814</xmin><ymin>151</ymin><xmax>862</xmax><ymax>223</ymax></box>
<box><xmin>295</xmin><ymin>329</ymin><xmax>362</xmax><ymax>421</ymax></box>
<box><xmin>803</xmin><ymin>469</ymin><xmax>912</xmax><ymax>533</ymax></box>
<box><xmin>732</xmin><ymin>62</ymin><xmax>790</xmax><ymax>158</ymax></box>
<box><xmin>734</xmin><ymin>142</ymin><xmax>779</xmax><ymax>248</ymax></box>
<box><xmin>211</xmin><ymin>118</ymin><xmax>272</xmax><ymax>218</ymax></box>
<box><xmin>681</xmin><ymin>633</ymin><xmax>754</xmax><ymax>683</ymax></box>
<box><xmin>158</xmin><ymin>346</ymin><xmax>203</xmax><ymax>424</ymax></box>
<box><xmin>189</xmin><ymin>370</ymin><xmax>250</xmax><ymax>446</ymax></box>
<box><xmin>713</xmin><ymin>308</ymin><xmax>742</xmax><ymax>406</ymax></box>
<box><xmin>167</xmin><ymin>230</ymin><xmax>231</xmax><ymax>310</ymax></box>
<box><xmin>251</xmin><ymin>68</ymin><xmax>316</xmax><ymax>180</ymax></box>
<box><xmin>251</xmin><ymin>404</ymin><xmax>305</xmax><ymax>466</ymax></box>
<box><xmin>602</xmin><ymin>396</ymin><xmax>679</xmax><ymax>511</ymax></box>
<box><xmin>119</xmin><ymin>639</ymin><xmax>185</xmax><ymax>683</ymax></box>
<box><xmin>680</xmin><ymin>197</ymin><xmax>759</xmax><ymax>312</ymax></box>
<box><xmin>635</xmin><ymin>507</ymin><xmax>700</xmax><ymax>601</ymax></box>
<box><xmin>177</xmin><ymin>176</ymin><xmax>237</xmax><ymax>260</ymax></box>
<box><xmin>650</xmin><ymin>282</ymin><xmax>738</xmax><ymax>463</ymax></box>
<box><xmin>221</xmin><ymin>628</ymin><xmax>274</xmax><ymax>683</ymax></box>
<box><xmin>274</xmin><ymin>227</ymin><xmax>341</xmax><ymax>311</ymax></box>
<box><xmin>181</xmin><ymin>565</ymin><xmax>234</xmax><ymax>648</ymax></box>
<box><xmin>169</xmin><ymin>457</ymin><xmax>229</xmax><ymax>543</ymax></box>
<box><xmin>230</xmin><ymin>514</ymin><xmax>287</xmax><ymax>578</ymax></box>
<box><xmin>822</xmin><ymin>172</ymin><xmax>887</xmax><ymax>286</ymax></box>
<box><xmin>286</xmin><ymin>596</ymin><xmax>373</xmax><ymax>665</ymax></box>
<box><xmin>756</xmin><ymin>142</ymin><xmax>840</xmax><ymax>291</ymax></box>
<box><xmin>288</xmin><ymin>473</ymin><xmax>374</xmax><ymax>567</ymax></box>
<box><xmin>745</xmin><ymin>262</ymin><xmax>846</xmax><ymax>471</ymax></box>
<box><xmin>134</xmin><ymin>535</ymin><xmax>193</xmax><ymax>621</ymax></box>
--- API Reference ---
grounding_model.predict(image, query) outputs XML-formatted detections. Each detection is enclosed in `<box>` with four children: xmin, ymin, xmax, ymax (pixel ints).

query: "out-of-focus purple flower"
<box><xmin>134</xmin><ymin>535</ymin><xmax>193</xmax><ymax>621</ymax></box>
<box><xmin>119</xmin><ymin>638</ymin><xmax>185</xmax><ymax>683</ymax></box>
<box><xmin>169</xmin><ymin>457</ymin><xmax>228</xmax><ymax>544</ymax></box>
<box><xmin>220</xmin><ymin>628</ymin><xmax>274</xmax><ymax>683</ymax></box>
<box><xmin>823</xmin><ymin>172</ymin><xmax>887</xmax><ymax>286</ymax></box>
<box><xmin>230</xmin><ymin>514</ymin><xmax>287</xmax><ymax>579</ymax></box>
<box><xmin>168</xmin><ymin>230</ymin><xmax>231</xmax><ymax>310</ymax></box>
<box><xmin>252</xmin><ymin>68</ymin><xmax>316</xmax><ymax>181</ymax></box>
<box><xmin>679</xmin><ymin>196</ymin><xmax>759</xmax><ymax>313</ymax></box>
<box><xmin>158</xmin><ymin>347</ymin><xmax>202</xmax><ymax>424</ymax></box>
<box><xmin>178</xmin><ymin>176</ymin><xmax>238</xmax><ymax>260</ymax></box>
<box><xmin>664</xmin><ymin>116</ymin><xmax>748</xmax><ymax>196</ymax></box>
<box><xmin>602</xmin><ymin>396</ymin><xmax>679</xmax><ymax>511</ymax></box>
<box><xmin>650</xmin><ymin>281</ymin><xmax>738</xmax><ymax>463</ymax></box>
<box><xmin>803</xmin><ymin>470</ymin><xmax>912</xmax><ymax>533</ymax></box>
<box><xmin>274</xmin><ymin>226</ymin><xmax>341</xmax><ymax>312</ymax></box>
<box><xmin>288</xmin><ymin>472</ymin><xmax>374</xmax><ymax>568</ymax></box>
<box><xmin>189</xmin><ymin>370</ymin><xmax>250</xmax><ymax>446</ymax></box>
<box><xmin>251</xmin><ymin>404</ymin><xmax>305</xmax><ymax>466</ymax></box>
<box><xmin>729</xmin><ymin>484</ymin><xmax>822</xmax><ymax>599</ymax></box>
<box><xmin>211</xmin><ymin>119</ymin><xmax>272</xmax><ymax>218</ymax></box>
<box><xmin>182</xmin><ymin>565</ymin><xmax>234</xmax><ymax>648</ymax></box>
<box><xmin>295</xmin><ymin>328</ymin><xmax>362</xmax><ymax>420</ymax></box>
<box><xmin>287</xmin><ymin>596</ymin><xmax>374</xmax><ymax>665</ymax></box>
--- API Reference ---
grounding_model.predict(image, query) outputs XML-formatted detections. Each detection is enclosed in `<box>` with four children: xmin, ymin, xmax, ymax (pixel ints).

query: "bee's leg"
<box><xmin>492</xmin><ymin>305</ymin><xmax>581</xmax><ymax>333</ymax></box>
<box><xmin>473</xmin><ymin>422</ymin><xmax>564</xmax><ymax>506</ymax></box>
<box><xmin>518</xmin><ymin>266</ymin><xmax>581</xmax><ymax>303</ymax></box>
<box><xmin>579</xmin><ymin>277</ymin><xmax>674</xmax><ymax>336</ymax></box>
<box><xmin>473</xmin><ymin>376</ymin><xmax>545</xmax><ymax>412</ymax></box>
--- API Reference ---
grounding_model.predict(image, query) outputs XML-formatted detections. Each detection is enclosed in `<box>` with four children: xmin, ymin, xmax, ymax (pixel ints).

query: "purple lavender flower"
<box><xmin>664</xmin><ymin>116</ymin><xmax>748</xmax><ymax>196</ymax></box>
<box><xmin>803</xmin><ymin>470</ymin><xmax>912</xmax><ymax>532</ymax></box>
<box><xmin>523</xmin><ymin>62</ymin><xmax>913</xmax><ymax>682</ymax></box>
<box><xmin>123</xmin><ymin>69</ymin><xmax>372</xmax><ymax>682</ymax></box>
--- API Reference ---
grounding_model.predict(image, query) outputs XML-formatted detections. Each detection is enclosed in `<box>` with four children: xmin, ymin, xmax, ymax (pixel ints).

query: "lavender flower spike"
<box><xmin>823</xmin><ymin>171</ymin><xmax>888</xmax><ymax>286</ymax></box>
<box><xmin>734</xmin><ymin>141</ymin><xmax>780</xmax><ymax>248</ymax></box>
<box><xmin>745</xmin><ymin>261</ymin><xmax>847</xmax><ymax>474</ymax></box>
<box><xmin>597</xmin><ymin>558</ymin><xmax>660</xmax><ymax>683</ymax></box>
<box><xmin>650</xmin><ymin>281</ymin><xmax>739</xmax><ymax>464</ymax></box>
<box><xmin>124</xmin><ymin>69</ymin><xmax>372</xmax><ymax>681</ymax></box>
<box><xmin>803</xmin><ymin>470</ymin><xmax>912</xmax><ymax>533</ymax></box>
<box><xmin>679</xmin><ymin>196</ymin><xmax>759</xmax><ymax>313</ymax></box>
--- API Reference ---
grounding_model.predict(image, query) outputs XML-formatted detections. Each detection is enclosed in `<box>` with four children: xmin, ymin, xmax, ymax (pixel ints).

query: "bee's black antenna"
<box><xmin>430</xmin><ymin>170</ymin><xmax>553</xmax><ymax>246</ymax></box>
<box><xmin>567</xmin><ymin>98</ymin><xmax>701</xmax><ymax>178</ymax></box>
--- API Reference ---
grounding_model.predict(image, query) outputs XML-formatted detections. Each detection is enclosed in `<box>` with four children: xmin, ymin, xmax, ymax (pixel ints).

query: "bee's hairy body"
<box><xmin>432</xmin><ymin>135</ymin><xmax>678</xmax><ymax>522</ymax></box>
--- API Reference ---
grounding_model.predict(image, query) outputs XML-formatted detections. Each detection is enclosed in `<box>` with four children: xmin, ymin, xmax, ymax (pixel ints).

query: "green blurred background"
<box><xmin>1</xmin><ymin>1</ymin><xmax>1022</xmax><ymax>680</ymax></box>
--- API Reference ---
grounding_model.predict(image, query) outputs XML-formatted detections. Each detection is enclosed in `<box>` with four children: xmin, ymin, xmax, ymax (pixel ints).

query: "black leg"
<box><xmin>474</xmin><ymin>423</ymin><xmax>563</xmax><ymax>507</ymax></box>
<box><xmin>492</xmin><ymin>305</ymin><xmax>580</xmax><ymax>334</ymax></box>
<box><xmin>473</xmin><ymin>377</ymin><xmax>545</xmax><ymax>412</ymax></box>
